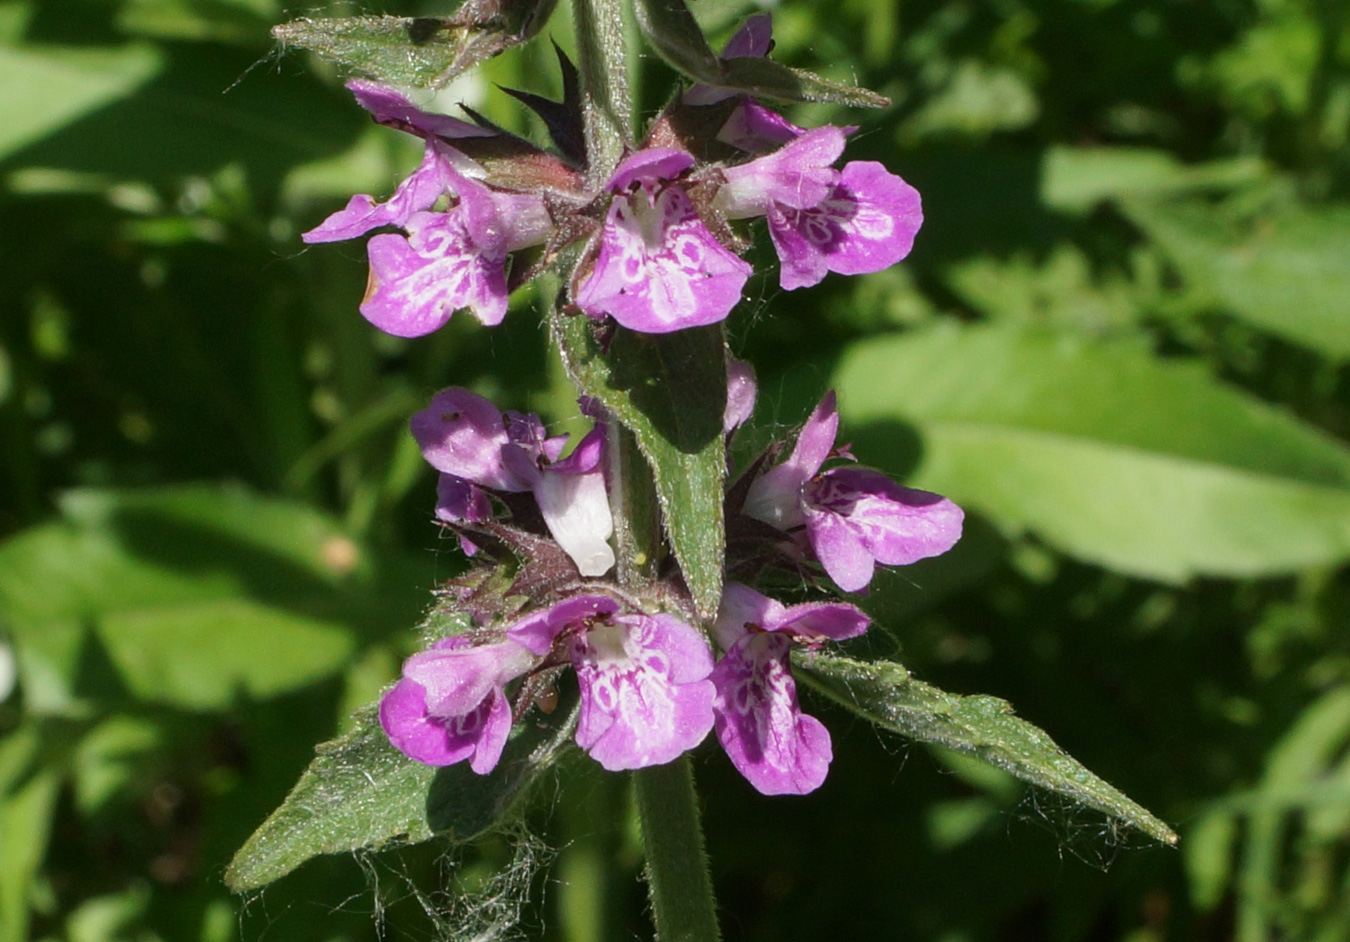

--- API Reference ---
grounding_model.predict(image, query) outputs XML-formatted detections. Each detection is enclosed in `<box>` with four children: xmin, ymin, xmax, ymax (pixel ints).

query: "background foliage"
<box><xmin>1</xmin><ymin>0</ymin><xmax>1349</xmax><ymax>939</ymax></box>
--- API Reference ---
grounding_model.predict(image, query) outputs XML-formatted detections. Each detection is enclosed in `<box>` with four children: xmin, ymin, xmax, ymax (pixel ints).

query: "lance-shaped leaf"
<box><xmin>833</xmin><ymin>324</ymin><xmax>1350</xmax><ymax>582</ymax></box>
<box><xmin>551</xmin><ymin>310</ymin><xmax>727</xmax><ymax>619</ymax></box>
<box><xmin>273</xmin><ymin>0</ymin><xmax>558</xmax><ymax>89</ymax></box>
<box><xmin>632</xmin><ymin>0</ymin><xmax>721</xmax><ymax>86</ymax></box>
<box><xmin>796</xmin><ymin>653</ymin><xmax>1177</xmax><ymax>845</ymax></box>
<box><xmin>225</xmin><ymin>689</ymin><xmax>579</xmax><ymax>892</ymax></box>
<box><xmin>718</xmin><ymin>57</ymin><xmax>890</xmax><ymax>109</ymax></box>
<box><xmin>633</xmin><ymin>0</ymin><xmax>887</xmax><ymax>108</ymax></box>
<box><xmin>1122</xmin><ymin>198</ymin><xmax>1350</xmax><ymax>362</ymax></box>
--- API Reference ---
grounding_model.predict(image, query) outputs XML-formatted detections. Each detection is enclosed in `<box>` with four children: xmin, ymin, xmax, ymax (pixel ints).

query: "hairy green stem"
<box><xmin>571</xmin><ymin>0</ymin><xmax>631</xmax><ymax>183</ymax></box>
<box><xmin>568</xmin><ymin>3</ymin><xmax>721</xmax><ymax>939</ymax></box>
<box><xmin>633</xmin><ymin>756</ymin><xmax>722</xmax><ymax>942</ymax></box>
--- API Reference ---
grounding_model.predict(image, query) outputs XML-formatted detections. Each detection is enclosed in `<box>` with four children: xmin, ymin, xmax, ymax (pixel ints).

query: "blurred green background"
<box><xmin>2</xmin><ymin>0</ymin><xmax>1350</xmax><ymax>939</ymax></box>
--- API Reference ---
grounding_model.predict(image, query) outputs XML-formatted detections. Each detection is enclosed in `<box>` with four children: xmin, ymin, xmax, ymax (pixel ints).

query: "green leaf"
<box><xmin>1123</xmin><ymin>198</ymin><xmax>1350</xmax><ymax>360</ymax></box>
<box><xmin>833</xmin><ymin>324</ymin><xmax>1350</xmax><ymax>581</ymax></box>
<box><xmin>225</xmin><ymin>696</ymin><xmax>579</xmax><ymax>892</ymax></box>
<box><xmin>718</xmin><ymin>57</ymin><xmax>890</xmax><ymax>109</ymax></box>
<box><xmin>898</xmin><ymin>60</ymin><xmax>1036</xmax><ymax>141</ymax></box>
<box><xmin>633</xmin><ymin>0</ymin><xmax>887</xmax><ymax>108</ymax></box>
<box><xmin>633</xmin><ymin>0</ymin><xmax>721</xmax><ymax>87</ymax></box>
<box><xmin>58</xmin><ymin>485</ymin><xmax>369</xmax><ymax>585</ymax></box>
<box><xmin>797</xmin><ymin>653</ymin><xmax>1178</xmax><ymax>845</ymax></box>
<box><xmin>116</xmin><ymin>0</ymin><xmax>273</xmax><ymax>46</ymax></box>
<box><xmin>1041</xmin><ymin>146</ymin><xmax>1267</xmax><ymax>213</ymax></box>
<box><xmin>0</xmin><ymin>726</ymin><xmax>62</xmax><ymax>942</ymax></box>
<box><xmin>273</xmin><ymin>1</ymin><xmax>559</xmax><ymax>89</ymax></box>
<box><xmin>72</xmin><ymin>717</ymin><xmax>162</xmax><ymax>816</ymax></box>
<box><xmin>0</xmin><ymin>486</ymin><xmax>365</xmax><ymax>712</ymax></box>
<box><xmin>96</xmin><ymin>598</ymin><xmax>354</xmax><ymax>710</ymax></box>
<box><xmin>0</xmin><ymin>44</ymin><xmax>162</xmax><ymax>161</ymax></box>
<box><xmin>551</xmin><ymin>312</ymin><xmax>727</xmax><ymax>618</ymax></box>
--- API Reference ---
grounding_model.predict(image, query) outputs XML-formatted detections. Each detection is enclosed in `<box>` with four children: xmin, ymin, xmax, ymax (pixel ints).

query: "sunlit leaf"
<box><xmin>0</xmin><ymin>486</ymin><xmax>365</xmax><ymax>712</ymax></box>
<box><xmin>1041</xmin><ymin>146</ymin><xmax>1267</xmax><ymax>212</ymax></box>
<box><xmin>797</xmin><ymin>653</ymin><xmax>1178</xmax><ymax>845</ymax></box>
<box><xmin>1123</xmin><ymin>198</ymin><xmax>1350</xmax><ymax>360</ymax></box>
<box><xmin>834</xmin><ymin>324</ymin><xmax>1350</xmax><ymax>581</ymax></box>
<box><xmin>97</xmin><ymin>599</ymin><xmax>353</xmax><ymax>710</ymax></box>
<box><xmin>116</xmin><ymin>0</ymin><xmax>273</xmax><ymax>46</ymax></box>
<box><xmin>0</xmin><ymin>726</ymin><xmax>62</xmax><ymax>942</ymax></box>
<box><xmin>0</xmin><ymin>44</ymin><xmax>162</xmax><ymax>161</ymax></box>
<box><xmin>225</xmin><ymin>695</ymin><xmax>578</xmax><ymax>891</ymax></box>
<box><xmin>273</xmin><ymin>0</ymin><xmax>558</xmax><ymax>89</ymax></box>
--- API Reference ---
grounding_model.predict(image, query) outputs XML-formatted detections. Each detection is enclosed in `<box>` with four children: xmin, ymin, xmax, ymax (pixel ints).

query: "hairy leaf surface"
<box><xmin>797</xmin><ymin>653</ymin><xmax>1177</xmax><ymax>845</ymax></box>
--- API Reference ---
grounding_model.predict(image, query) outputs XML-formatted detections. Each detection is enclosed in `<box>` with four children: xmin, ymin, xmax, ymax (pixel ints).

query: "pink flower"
<box><xmin>361</xmin><ymin>172</ymin><xmax>553</xmax><ymax>336</ymax></box>
<box><xmin>411</xmin><ymin>389</ymin><xmax>615</xmax><ymax>576</ymax></box>
<box><xmin>711</xmin><ymin>584</ymin><xmax>869</xmax><ymax>794</ymax></box>
<box><xmin>302</xmin><ymin>82</ymin><xmax>553</xmax><ymax>337</ymax></box>
<box><xmin>743</xmin><ymin>391</ymin><xmax>964</xmax><ymax>591</ymax></box>
<box><xmin>717</xmin><ymin>127</ymin><xmax>924</xmax><ymax>291</ymax></box>
<box><xmin>382</xmin><ymin>596</ymin><xmax>717</xmax><ymax>776</ymax></box>
<box><xmin>507</xmin><ymin>597</ymin><xmax>717</xmax><ymax>771</ymax></box>
<box><xmin>723</xmin><ymin>356</ymin><xmax>758</xmax><ymax>436</ymax></box>
<box><xmin>574</xmin><ymin>149</ymin><xmax>751</xmax><ymax>334</ymax></box>
<box><xmin>380</xmin><ymin>636</ymin><xmax>536</xmax><ymax>773</ymax></box>
<box><xmin>302</xmin><ymin>141</ymin><xmax>460</xmax><ymax>244</ymax></box>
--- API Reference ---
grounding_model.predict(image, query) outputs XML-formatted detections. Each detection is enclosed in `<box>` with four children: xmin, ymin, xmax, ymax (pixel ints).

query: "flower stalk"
<box><xmin>572</xmin><ymin>0</ymin><xmax>721</xmax><ymax>934</ymax></box>
<box><xmin>633</xmin><ymin>755</ymin><xmax>723</xmax><ymax>942</ymax></box>
<box><xmin>571</xmin><ymin>0</ymin><xmax>631</xmax><ymax>183</ymax></box>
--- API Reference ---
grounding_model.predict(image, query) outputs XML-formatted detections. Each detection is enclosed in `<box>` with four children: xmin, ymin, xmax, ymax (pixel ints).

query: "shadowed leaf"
<box><xmin>551</xmin><ymin>310</ymin><xmax>726</xmax><ymax>618</ymax></box>
<box><xmin>797</xmin><ymin>653</ymin><xmax>1178</xmax><ymax>845</ymax></box>
<box><xmin>633</xmin><ymin>0</ymin><xmax>887</xmax><ymax>108</ymax></box>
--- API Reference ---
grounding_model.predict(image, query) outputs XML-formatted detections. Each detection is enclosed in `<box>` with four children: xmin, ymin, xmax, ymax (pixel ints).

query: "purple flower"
<box><xmin>380</xmin><ymin>636</ymin><xmax>536</xmax><ymax>774</ymax></box>
<box><xmin>362</xmin><ymin>172</ymin><xmax>553</xmax><ymax>336</ymax></box>
<box><xmin>507</xmin><ymin>597</ymin><xmax>716</xmax><ymax>770</ymax></box>
<box><xmin>743</xmin><ymin>391</ymin><xmax>964</xmax><ymax>592</ymax></box>
<box><xmin>301</xmin><ymin>81</ymin><xmax>493</xmax><ymax>246</ymax></box>
<box><xmin>531</xmin><ymin>424</ymin><xmax>616</xmax><ymax>577</ymax></box>
<box><xmin>412</xmin><ymin>387</ymin><xmax>538</xmax><ymax>492</ymax></box>
<box><xmin>303</xmin><ymin>141</ymin><xmax>459</xmax><ymax>244</ymax></box>
<box><xmin>711</xmin><ymin>583</ymin><xmax>869</xmax><ymax>794</ymax></box>
<box><xmin>717</xmin><ymin>98</ymin><xmax>803</xmax><ymax>154</ymax></box>
<box><xmin>302</xmin><ymin>81</ymin><xmax>555</xmax><ymax>337</ymax></box>
<box><xmin>574</xmin><ymin>149</ymin><xmax>752</xmax><ymax>334</ymax></box>
<box><xmin>723</xmin><ymin>356</ymin><xmax>757</xmax><ymax>435</ymax></box>
<box><xmin>411</xmin><ymin>389</ymin><xmax>615</xmax><ymax>576</ymax></box>
<box><xmin>717</xmin><ymin>127</ymin><xmax>924</xmax><ymax>290</ymax></box>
